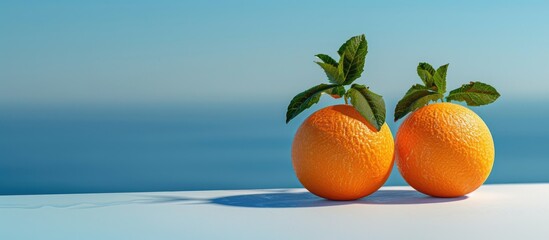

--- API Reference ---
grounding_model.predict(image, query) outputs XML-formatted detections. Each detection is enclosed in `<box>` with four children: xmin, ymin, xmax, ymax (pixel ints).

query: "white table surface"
<box><xmin>1</xmin><ymin>183</ymin><xmax>548</xmax><ymax>239</ymax></box>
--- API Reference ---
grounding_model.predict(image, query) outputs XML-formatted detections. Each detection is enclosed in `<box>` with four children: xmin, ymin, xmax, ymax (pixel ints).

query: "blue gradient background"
<box><xmin>1</xmin><ymin>0</ymin><xmax>548</xmax><ymax>194</ymax></box>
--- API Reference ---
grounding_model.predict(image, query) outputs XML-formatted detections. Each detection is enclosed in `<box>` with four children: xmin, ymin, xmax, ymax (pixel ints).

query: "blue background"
<box><xmin>1</xmin><ymin>0</ymin><xmax>548</xmax><ymax>194</ymax></box>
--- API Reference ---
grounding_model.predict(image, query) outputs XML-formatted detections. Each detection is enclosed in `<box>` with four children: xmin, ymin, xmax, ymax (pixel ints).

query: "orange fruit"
<box><xmin>395</xmin><ymin>102</ymin><xmax>494</xmax><ymax>197</ymax></box>
<box><xmin>292</xmin><ymin>104</ymin><xmax>394</xmax><ymax>200</ymax></box>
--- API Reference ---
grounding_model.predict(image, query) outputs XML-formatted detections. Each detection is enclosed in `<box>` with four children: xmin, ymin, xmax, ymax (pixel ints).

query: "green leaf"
<box><xmin>315</xmin><ymin>62</ymin><xmax>344</xmax><ymax>84</ymax></box>
<box><xmin>346</xmin><ymin>84</ymin><xmax>386</xmax><ymax>130</ymax></box>
<box><xmin>394</xmin><ymin>87</ymin><xmax>443</xmax><ymax>121</ymax></box>
<box><xmin>315</xmin><ymin>54</ymin><xmax>338</xmax><ymax>67</ymax></box>
<box><xmin>410</xmin><ymin>92</ymin><xmax>443</xmax><ymax>111</ymax></box>
<box><xmin>337</xmin><ymin>34</ymin><xmax>368</xmax><ymax>85</ymax></box>
<box><xmin>417</xmin><ymin>62</ymin><xmax>436</xmax><ymax>87</ymax></box>
<box><xmin>405</xmin><ymin>84</ymin><xmax>429</xmax><ymax>95</ymax></box>
<box><xmin>286</xmin><ymin>84</ymin><xmax>338</xmax><ymax>123</ymax></box>
<box><xmin>323</xmin><ymin>85</ymin><xmax>345</xmax><ymax>98</ymax></box>
<box><xmin>337</xmin><ymin>52</ymin><xmax>345</xmax><ymax>81</ymax></box>
<box><xmin>433</xmin><ymin>64</ymin><xmax>449</xmax><ymax>94</ymax></box>
<box><xmin>446</xmin><ymin>81</ymin><xmax>501</xmax><ymax>106</ymax></box>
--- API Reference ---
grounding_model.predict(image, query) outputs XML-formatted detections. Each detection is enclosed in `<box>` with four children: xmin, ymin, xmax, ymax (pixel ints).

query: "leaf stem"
<box><xmin>344</xmin><ymin>96</ymin><xmax>348</xmax><ymax>105</ymax></box>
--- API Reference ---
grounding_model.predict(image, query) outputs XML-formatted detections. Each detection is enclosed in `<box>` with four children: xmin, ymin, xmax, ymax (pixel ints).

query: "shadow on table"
<box><xmin>0</xmin><ymin>189</ymin><xmax>467</xmax><ymax>209</ymax></box>
<box><xmin>206</xmin><ymin>190</ymin><xmax>467</xmax><ymax>208</ymax></box>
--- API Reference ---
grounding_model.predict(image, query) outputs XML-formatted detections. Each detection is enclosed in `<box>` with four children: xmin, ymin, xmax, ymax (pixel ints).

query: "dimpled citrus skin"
<box><xmin>292</xmin><ymin>105</ymin><xmax>394</xmax><ymax>201</ymax></box>
<box><xmin>396</xmin><ymin>102</ymin><xmax>494</xmax><ymax>197</ymax></box>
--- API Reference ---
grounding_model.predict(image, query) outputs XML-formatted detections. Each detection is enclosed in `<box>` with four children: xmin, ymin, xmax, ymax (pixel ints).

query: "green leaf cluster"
<box><xmin>394</xmin><ymin>62</ymin><xmax>500</xmax><ymax>121</ymax></box>
<box><xmin>286</xmin><ymin>34</ymin><xmax>386</xmax><ymax>131</ymax></box>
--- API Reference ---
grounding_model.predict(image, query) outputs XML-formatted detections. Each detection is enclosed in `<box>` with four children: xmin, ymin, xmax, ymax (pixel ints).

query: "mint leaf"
<box><xmin>337</xmin><ymin>34</ymin><xmax>368</xmax><ymax>85</ymax></box>
<box><xmin>417</xmin><ymin>62</ymin><xmax>436</xmax><ymax>87</ymax></box>
<box><xmin>346</xmin><ymin>84</ymin><xmax>386</xmax><ymax>130</ymax></box>
<box><xmin>286</xmin><ymin>84</ymin><xmax>338</xmax><ymax>123</ymax></box>
<box><xmin>315</xmin><ymin>62</ymin><xmax>344</xmax><ymax>84</ymax></box>
<box><xmin>394</xmin><ymin>87</ymin><xmax>443</xmax><ymax>121</ymax></box>
<box><xmin>433</xmin><ymin>64</ymin><xmax>449</xmax><ymax>94</ymax></box>
<box><xmin>315</xmin><ymin>54</ymin><xmax>338</xmax><ymax>66</ymax></box>
<box><xmin>323</xmin><ymin>85</ymin><xmax>345</xmax><ymax>98</ymax></box>
<box><xmin>446</xmin><ymin>81</ymin><xmax>501</xmax><ymax>106</ymax></box>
